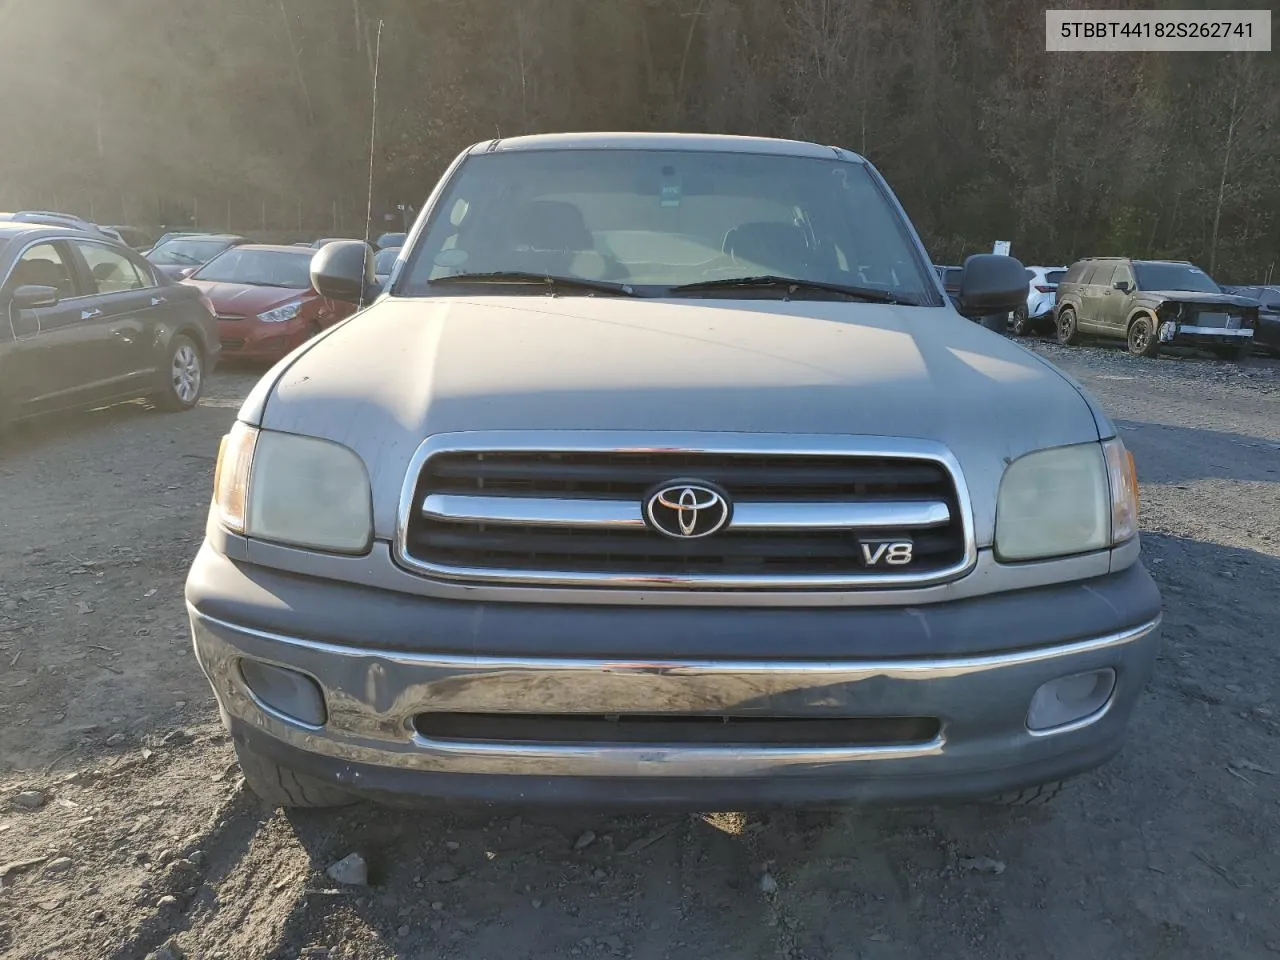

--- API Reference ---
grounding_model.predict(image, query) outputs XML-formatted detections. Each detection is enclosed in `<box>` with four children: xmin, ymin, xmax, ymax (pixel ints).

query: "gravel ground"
<box><xmin>1</xmin><ymin>341</ymin><xmax>1277</xmax><ymax>960</ymax></box>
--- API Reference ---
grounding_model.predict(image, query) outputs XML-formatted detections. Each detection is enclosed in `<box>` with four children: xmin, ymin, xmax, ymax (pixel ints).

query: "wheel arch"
<box><xmin>169</xmin><ymin>322</ymin><xmax>212</xmax><ymax>359</ymax></box>
<box><xmin>1125</xmin><ymin>307</ymin><xmax>1158</xmax><ymax>331</ymax></box>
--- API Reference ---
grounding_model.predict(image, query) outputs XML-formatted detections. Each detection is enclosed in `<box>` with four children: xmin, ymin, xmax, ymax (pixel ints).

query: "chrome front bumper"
<box><xmin>191</xmin><ymin>607</ymin><xmax>1161</xmax><ymax>792</ymax></box>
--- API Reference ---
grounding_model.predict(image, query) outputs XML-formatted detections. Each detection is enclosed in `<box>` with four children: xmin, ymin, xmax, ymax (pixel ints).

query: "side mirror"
<box><xmin>11</xmin><ymin>284</ymin><xmax>60</xmax><ymax>309</ymax></box>
<box><xmin>1114</xmin><ymin>280</ymin><xmax>1133</xmax><ymax>294</ymax></box>
<box><xmin>957</xmin><ymin>254</ymin><xmax>1028</xmax><ymax>316</ymax></box>
<box><xmin>310</xmin><ymin>240</ymin><xmax>378</xmax><ymax>305</ymax></box>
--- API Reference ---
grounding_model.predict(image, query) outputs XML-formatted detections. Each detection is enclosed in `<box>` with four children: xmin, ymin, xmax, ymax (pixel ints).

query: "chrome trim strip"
<box><xmin>203</xmin><ymin>611</ymin><xmax>1161</xmax><ymax>680</ymax></box>
<box><xmin>423</xmin><ymin>494</ymin><xmax>645</xmax><ymax>529</ymax></box>
<box><xmin>405</xmin><ymin>734</ymin><xmax>946</xmax><ymax>766</ymax></box>
<box><xmin>394</xmin><ymin>431</ymin><xmax>977</xmax><ymax>590</ymax></box>
<box><xmin>422</xmin><ymin>493</ymin><xmax>951</xmax><ymax>532</ymax></box>
<box><xmin>1178</xmin><ymin>326</ymin><xmax>1252</xmax><ymax>337</ymax></box>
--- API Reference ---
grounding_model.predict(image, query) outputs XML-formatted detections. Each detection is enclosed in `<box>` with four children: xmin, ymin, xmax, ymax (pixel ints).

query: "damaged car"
<box><xmin>1054</xmin><ymin>257</ymin><xmax>1257</xmax><ymax>361</ymax></box>
<box><xmin>186</xmin><ymin>132</ymin><xmax>1161</xmax><ymax>812</ymax></box>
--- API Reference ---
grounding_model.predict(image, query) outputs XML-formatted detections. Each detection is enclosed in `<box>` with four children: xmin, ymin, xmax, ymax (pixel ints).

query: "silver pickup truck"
<box><xmin>186</xmin><ymin>133</ymin><xmax>1161</xmax><ymax>810</ymax></box>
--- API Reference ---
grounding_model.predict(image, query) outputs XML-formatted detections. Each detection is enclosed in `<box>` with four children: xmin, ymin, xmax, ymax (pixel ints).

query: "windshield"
<box><xmin>398</xmin><ymin>149</ymin><xmax>935</xmax><ymax>302</ymax></box>
<box><xmin>149</xmin><ymin>238</ymin><xmax>231</xmax><ymax>266</ymax></box>
<box><xmin>191</xmin><ymin>248</ymin><xmax>313</xmax><ymax>288</ymax></box>
<box><xmin>374</xmin><ymin>248</ymin><xmax>400</xmax><ymax>274</ymax></box>
<box><xmin>1134</xmin><ymin>262</ymin><xmax>1221</xmax><ymax>294</ymax></box>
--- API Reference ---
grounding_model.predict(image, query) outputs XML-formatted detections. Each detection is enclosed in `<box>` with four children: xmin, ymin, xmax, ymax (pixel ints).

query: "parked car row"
<box><xmin>0</xmin><ymin>215</ymin><xmax>384</xmax><ymax>429</ymax></box>
<box><xmin>946</xmin><ymin>250</ymin><xmax>1275</xmax><ymax>362</ymax></box>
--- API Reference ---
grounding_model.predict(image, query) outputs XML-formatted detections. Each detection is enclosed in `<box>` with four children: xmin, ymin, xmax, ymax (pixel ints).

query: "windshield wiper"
<box><xmin>670</xmin><ymin>275</ymin><xmax>917</xmax><ymax>305</ymax></box>
<box><xmin>430</xmin><ymin>271</ymin><xmax>639</xmax><ymax>297</ymax></box>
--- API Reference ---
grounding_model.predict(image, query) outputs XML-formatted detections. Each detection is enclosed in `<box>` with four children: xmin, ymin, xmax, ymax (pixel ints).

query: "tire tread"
<box><xmin>235</xmin><ymin>739</ymin><xmax>355</xmax><ymax>809</ymax></box>
<box><xmin>1056</xmin><ymin>308</ymin><xmax>1080</xmax><ymax>345</ymax></box>
<box><xmin>987</xmin><ymin>780</ymin><xmax>1066</xmax><ymax>807</ymax></box>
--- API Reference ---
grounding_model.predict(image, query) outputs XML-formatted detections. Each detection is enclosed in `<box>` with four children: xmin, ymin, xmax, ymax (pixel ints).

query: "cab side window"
<box><xmin>74</xmin><ymin>242</ymin><xmax>148</xmax><ymax>295</ymax></box>
<box><xmin>1113</xmin><ymin>264</ymin><xmax>1134</xmax><ymax>290</ymax></box>
<box><xmin>5</xmin><ymin>243</ymin><xmax>78</xmax><ymax>300</ymax></box>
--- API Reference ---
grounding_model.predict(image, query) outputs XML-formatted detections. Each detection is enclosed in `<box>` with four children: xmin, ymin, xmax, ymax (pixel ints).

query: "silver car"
<box><xmin>186</xmin><ymin>133</ymin><xmax>1161</xmax><ymax>810</ymax></box>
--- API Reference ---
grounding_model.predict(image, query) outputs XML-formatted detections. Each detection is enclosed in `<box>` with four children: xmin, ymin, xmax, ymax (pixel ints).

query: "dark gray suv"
<box><xmin>1055</xmin><ymin>257</ymin><xmax>1258</xmax><ymax>360</ymax></box>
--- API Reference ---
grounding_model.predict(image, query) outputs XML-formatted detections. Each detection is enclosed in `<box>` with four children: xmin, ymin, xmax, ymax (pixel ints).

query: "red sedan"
<box><xmin>183</xmin><ymin>245</ymin><xmax>358</xmax><ymax>362</ymax></box>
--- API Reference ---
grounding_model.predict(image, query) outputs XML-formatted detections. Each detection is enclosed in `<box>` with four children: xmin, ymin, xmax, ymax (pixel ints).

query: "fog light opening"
<box><xmin>1027</xmin><ymin>668</ymin><xmax>1116</xmax><ymax>733</ymax></box>
<box><xmin>238</xmin><ymin>658</ymin><xmax>328</xmax><ymax>728</ymax></box>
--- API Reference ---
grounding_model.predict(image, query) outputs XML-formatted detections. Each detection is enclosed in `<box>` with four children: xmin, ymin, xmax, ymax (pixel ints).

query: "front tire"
<box><xmin>233</xmin><ymin>739</ymin><xmax>356</xmax><ymax>809</ymax></box>
<box><xmin>1009</xmin><ymin>304</ymin><xmax>1032</xmax><ymax>337</ymax></box>
<box><xmin>1127</xmin><ymin>316</ymin><xmax>1160</xmax><ymax>358</ymax></box>
<box><xmin>1056</xmin><ymin>307</ymin><xmax>1081</xmax><ymax>345</ymax></box>
<box><xmin>154</xmin><ymin>335</ymin><xmax>204</xmax><ymax>412</ymax></box>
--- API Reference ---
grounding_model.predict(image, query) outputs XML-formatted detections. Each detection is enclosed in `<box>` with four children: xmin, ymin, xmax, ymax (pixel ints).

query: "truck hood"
<box><xmin>1139</xmin><ymin>290</ymin><xmax>1257</xmax><ymax>308</ymax></box>
<box><xmin>257</xmin><ymin>296</ymin><xmax>1105</xmax><ymax>544</ymax></box>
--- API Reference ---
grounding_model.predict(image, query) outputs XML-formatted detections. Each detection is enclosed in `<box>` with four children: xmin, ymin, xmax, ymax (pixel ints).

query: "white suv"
<box><xmin>1010</xmin><ymin>265</ymin><xmax>1067</xmax><ymax>336</ymax></box>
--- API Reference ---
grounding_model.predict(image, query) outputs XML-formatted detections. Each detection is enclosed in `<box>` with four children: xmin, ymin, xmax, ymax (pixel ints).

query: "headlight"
<box><xmin>995</xmin><ymin>439</ymin><xmax>1137</xmax><ymax>562</ymax></box>
<box><xmin>213</xmin><ymin>422</ymin><xmax>373</xmax><ymax>554</ymax></box>
<box><xmin>258</xmin><ymin>301</ymin><xmax>304</xmax><ymax>323</ymax></box>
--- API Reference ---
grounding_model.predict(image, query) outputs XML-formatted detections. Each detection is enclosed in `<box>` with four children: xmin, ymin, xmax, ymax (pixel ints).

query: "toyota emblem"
<box><xmin>644</xmin><ymin>481</ymin><xmax>732</xmax><ymax>539</ymax></box>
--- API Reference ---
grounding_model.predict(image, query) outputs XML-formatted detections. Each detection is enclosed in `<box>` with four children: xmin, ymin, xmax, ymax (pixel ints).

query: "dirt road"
<box><xmin>2</xmin><ymin>344</ymin><xmax>1278</xmax><ymax>960</ymax></box>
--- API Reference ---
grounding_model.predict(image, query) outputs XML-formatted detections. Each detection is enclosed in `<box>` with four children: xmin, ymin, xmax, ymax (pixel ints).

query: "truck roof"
<box><xmin>473</xmin><ymin>131</ymin><xmax>864</xmax><ymax>163</ymax></box>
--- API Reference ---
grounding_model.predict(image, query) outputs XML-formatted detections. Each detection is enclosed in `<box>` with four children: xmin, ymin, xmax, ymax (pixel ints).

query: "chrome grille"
<box><xmin>396</xmin><ymin>433</ymin><xmax>976</xmax><ymax>589</ymax></box>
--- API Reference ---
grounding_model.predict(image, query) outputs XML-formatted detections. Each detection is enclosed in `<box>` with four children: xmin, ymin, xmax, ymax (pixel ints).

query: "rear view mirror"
<box><xmin>310</xmin><ymin>240</ymin><xmax>379</xmax><ymax>305</ymax></box>
<box><xmin>957</xmin><ymin>254</ymin><xmax>1028</xmax><ymax>316</ymax></box>
<box><xmin>11</xmin><ymin>284</ymin><xmax>59</xmax><ymax>309</ymax></box>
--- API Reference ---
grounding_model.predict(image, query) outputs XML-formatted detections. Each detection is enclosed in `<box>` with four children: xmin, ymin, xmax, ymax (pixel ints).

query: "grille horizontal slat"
<box><xmin>422</xmin><ymin>494</ymin><xmax>951</xmax><ymax>531</ymax></box>
<box><xmin>424</xmin><ymin>450</ymin><xmax>947</xmax><ymax>496</ymax></box>
<box><xmin>418</xmin><ymin>525</ymin><xmax>959</xmax><ymax>562</ymax></box>
<box><xmin>402</xmin><ymin>446</ymin><xmax>970</xmax><ymax>586</ymax></box>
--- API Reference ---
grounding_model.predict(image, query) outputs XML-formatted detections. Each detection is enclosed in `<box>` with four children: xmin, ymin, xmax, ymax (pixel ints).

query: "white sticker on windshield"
<box><xmin>660</xmin><ymin>166</ymin><xmax>682</xmax><ymax>208</ymax></box>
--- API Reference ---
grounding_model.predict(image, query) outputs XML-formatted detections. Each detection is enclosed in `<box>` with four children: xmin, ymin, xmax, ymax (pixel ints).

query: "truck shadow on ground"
<box><xmin>1116</xmin><ymin>419</ymin><xmax>1280</xmax><ymax>485</ymax></box>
